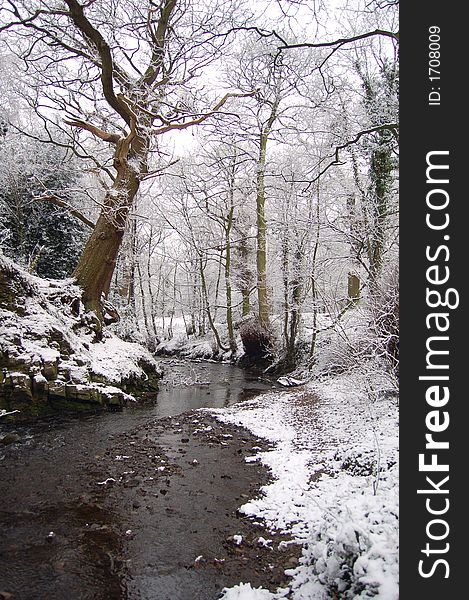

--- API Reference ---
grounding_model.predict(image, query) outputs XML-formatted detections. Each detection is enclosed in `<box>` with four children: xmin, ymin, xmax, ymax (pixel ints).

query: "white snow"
<box><xmin>153</xmin><ymin>315</ymin><xmax>245</xmax><ymax>362</ymax></box>
<box><xmin>209</xmin><ymin>367</ymin><xmax>399</xmax><ymax>599</ymax></box>
<box><xmin>276</xmin><ymin>376</ymin><xmax>307</xmax><ymax>388</ymax></box>
<box><xmin>219</xmin><ymin>583</ymin><xmax>288</xmax><ymax>600</ymax></box>
<box><xmin>96</xmin><ymin>477</ymin><xmax>117</xmax><ymax>486</ymax></box>
<box><xmin>89</xmin><ymin>335</ymin><xmax>156</xmax><ymax>383</ymax></box>
<box><xmin>0</xmin><ymin>254</ymin><xmax>160</xmax><ymax>403</ymax></box>
<box><xmin>0</xmin><ymin>409</ymin><xmax>20</xmax><ymax>418</ymax></box>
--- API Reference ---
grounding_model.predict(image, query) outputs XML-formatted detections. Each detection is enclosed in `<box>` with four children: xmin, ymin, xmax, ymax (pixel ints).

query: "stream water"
<box><xmin>0</xmin><ymin>360</ymin><xmax>280</xmax><ymax>600</ymax></box>
<box><xmin>148</xmin><ymin>359</ymin><xmax>276</xmax><ymax>417</ymax></box>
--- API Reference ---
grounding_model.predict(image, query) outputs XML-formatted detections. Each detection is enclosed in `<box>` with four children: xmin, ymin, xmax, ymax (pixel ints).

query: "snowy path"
<box><xmin>212</xmin><ymin>372</ymin><xmax>399</xmax><ymax>599</ymax></box>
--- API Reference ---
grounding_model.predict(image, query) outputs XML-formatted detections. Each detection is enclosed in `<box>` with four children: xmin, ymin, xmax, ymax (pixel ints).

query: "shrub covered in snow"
<box><xmin>304</xmin><ymin>464</ymin><xmax>398</xmax><ymax>599</ymax></box>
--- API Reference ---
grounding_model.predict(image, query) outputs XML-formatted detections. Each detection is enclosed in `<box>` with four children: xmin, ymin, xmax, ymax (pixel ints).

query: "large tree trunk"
<box><xmin>73</xmin><ymin>213</ymin><xmax>127</xmax><ymax>314</ymax></box>
<box><xmin>73</xmin><ymin>183</ymin><xmax>139</xmax><ymax>315</ymax></box>
<box><xmin>65</xmin><ymin>0</ymin><xmax>174</xmax><ymax>318</ymax></box>
<box><xmin>73</xmin><ymin>132</ymin><xmax>143</xmax><ymax>316</ymax></box>
<box><xmin>366</xmin><ymin>134</ymin><xmax>393</xmax><ymax>292</ymax></box>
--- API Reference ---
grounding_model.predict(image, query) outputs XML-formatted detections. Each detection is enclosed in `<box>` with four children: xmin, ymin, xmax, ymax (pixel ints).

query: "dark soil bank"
<box><xmin>0</xmin><ymin>410</ymin><xmax>300</xmax><ymax>600</ymax></box>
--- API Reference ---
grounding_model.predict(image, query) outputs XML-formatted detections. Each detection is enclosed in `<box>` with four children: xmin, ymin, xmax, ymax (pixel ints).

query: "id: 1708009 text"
<box><xmin>428</xmin><ymin>25</ymin><xmax>441</xmax><ymax>106</ymax></box>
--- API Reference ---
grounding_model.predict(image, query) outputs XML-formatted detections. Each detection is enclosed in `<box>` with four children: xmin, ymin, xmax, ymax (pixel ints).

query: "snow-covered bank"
<box><xmin>151</xmin><ymin>311</ymin><xmax>333</xmax><ymax>368</ymax></box>
<box><xmin>152</xmin><ymin>315</ymin><xmax>245</xmax><ymax>362</ymax></box>
<box><xmin>211</xmin><ymin>368</ymin><xmax>399</xmax><ymax>599</ymax></box>
<box><xmin>0</xmin><ymin>254</ymin><xmax>161</xmax><ymax>417</ymax></box>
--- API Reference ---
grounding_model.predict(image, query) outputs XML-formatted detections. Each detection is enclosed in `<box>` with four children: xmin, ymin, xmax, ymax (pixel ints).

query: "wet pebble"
<box><xmin>0</xmin><ymin>433</ymin><xmax>21</xmax><ymax>446</ymax></box>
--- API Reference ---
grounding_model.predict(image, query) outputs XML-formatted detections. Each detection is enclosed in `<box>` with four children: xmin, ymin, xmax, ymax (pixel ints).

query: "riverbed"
<box><xmin>0</xmin><ymin>360</ymin><xmax>300</xmax><ymax>600</ymax></box>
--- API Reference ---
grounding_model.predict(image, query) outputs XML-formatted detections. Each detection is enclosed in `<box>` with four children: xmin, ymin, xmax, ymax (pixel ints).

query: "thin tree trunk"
<box><xmin>145</xmin><ymin>228</ymin><xmax>159</xmax><ymax>340</ymax></box>
<box><xmin>189</xmin><ymin>271</ymin><xmax>198</xmax><ymax>335</ymax></box>
<box><xmin>282</xmin><ymin>236</ymin><xmax>290</xmax><ymax>347</ymax></box>
<box><xmin>212</xmin><ymin>252</ymin><xmax>223</xmax><ymax>321</ymax></box>
<box><xmin>286</xmin><ymin>248</ymin><xmax>303</xmax><ymax>368</ymax></box>
<box><xmin>256</xmin><ymin>131</ymin><xmax>269</xmax><ymax>326</ymax></box>
<box><xmin>168</xmin><ymin>264</ymin><xmax>178</xmax><ymax>340</ymax></box>
<box><xmin>225</xmin><ymin>203</ymin><xmax>237</xmax><ymax>353</ymax></box>
<box><xmin>241</xmin><ymin>290</ymin><xmax>251</xmax><ymax>317</ymax></box>
<box><xmin>346</xmin><ymin>195</ymin><xmax>361</xmax><ymax>304</ymax></box>
<box><xmin>310</xmin><ymin>191</ymin><xmax>321</xmax><ymax>360</ymax></box>
<box><xmin>198</xmin><ymin>256</ymin><xmax>228</xmax><ymax>352</ymax></box>
<box><xmin>128</xmin><ymin>219</ymin><xmax>137</xmax><ymax>313</ymax></box>
<box><xmin>144</xmin><ymin>229</ymin><xmax>154</xmax><ymax>334</ymax></box>
<box><xmin>136</xmin><ymin>258</ymin><xmax>150</xmax><ymax>339</ymax></box>
<box><xmin>238</xmin><ymin>234</ymin><xmax>252</xmax><ymax>317</ymax></box>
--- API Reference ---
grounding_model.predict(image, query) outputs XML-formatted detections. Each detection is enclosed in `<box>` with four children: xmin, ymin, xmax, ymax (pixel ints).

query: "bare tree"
<box><xmin>226</xmin><ymin>38</ymin><xmax>311</xmax><ymax>327</ymax></box>
<box><xmin>1</xmin><ymin>0</ymin><xmax>253</xmax><ymax>319</ymax></box>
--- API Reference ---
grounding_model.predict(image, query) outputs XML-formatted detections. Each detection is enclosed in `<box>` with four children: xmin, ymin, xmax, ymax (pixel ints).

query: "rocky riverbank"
<box><xmin>0</xmin><ymin>255</ymin><xmax>161</xmax><ymax>421</ymax></box>
<box><xmin>0</xmin><ymin>409</ymin><xmax>300</xmax><ymax>600</ymax></box>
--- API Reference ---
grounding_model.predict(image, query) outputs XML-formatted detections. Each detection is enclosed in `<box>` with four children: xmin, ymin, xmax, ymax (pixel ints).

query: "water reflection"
<box><xmin>149</xmin><ymin>359</ymin><xmax>276</xmax><ymax>417</ymax></box>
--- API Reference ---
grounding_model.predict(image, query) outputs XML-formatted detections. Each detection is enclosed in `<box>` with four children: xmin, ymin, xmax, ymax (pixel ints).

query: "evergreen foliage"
<box><xmin>0</xmin><ymin>131</ymin><xmax>87</xmax><ymax>279</ymax></box>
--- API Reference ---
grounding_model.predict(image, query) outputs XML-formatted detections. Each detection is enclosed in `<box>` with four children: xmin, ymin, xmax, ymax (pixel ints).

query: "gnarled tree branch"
<box><xmin>34</xmin><ymin>195</ymin><xmax>95</xmax><ymax>229</ymax></box>
<box><xmin>303</xmin><ymin>123</ymin><xmax>399</xmax><ymax>190</ymax></box>
<box><xmin>63</xmin><ymin>118</ymin><xmax>120</xmax><ymax>143</ymax></box>
<box><xmin>63</xmin><ymin>0</ymin><xmax>132</xmax><ymax>126</ymax></box>
<box><xmin>151</xmin><ymin>91</ymin><xmax>257</xmax><ymax>135</ymax></box>
<box><xmin>276</xmin><ymin>28</ymin><xmax>399</xmax><ymax>51</ymax></box>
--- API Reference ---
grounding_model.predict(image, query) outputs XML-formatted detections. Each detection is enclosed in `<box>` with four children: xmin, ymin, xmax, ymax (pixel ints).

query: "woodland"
<box><xmin>0</xmin><ymin>0</ymin><xmax>399</xmax><ymax>375</ymax></box>
<box><xmin>0</xmin><ymin>2</ymin><xmax>399</xmax><ymax>598</ymax></box>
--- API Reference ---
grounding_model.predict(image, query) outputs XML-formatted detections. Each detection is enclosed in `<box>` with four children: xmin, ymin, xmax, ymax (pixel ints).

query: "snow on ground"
<box><xmin>88</xmin><ymin>335</ymin><xmax>158</xmax><ymax>384</ymax></box>
<box><xmin>152</xmin><ymin>312</ymin><xmax>335</xmax><ymax>363</ymax></box>
<box><xmin>154</xmin><ymin>315</ymin><xmax>244</xmax><ymax>362</ymax></box>
<box><xmin>212</xmin><ymin>367</ymin><xmax>399</xmax><ymax>599</ymax></box>
<box><xmin>220</xmin><ymin>583</ymin><xmax>288</xmax><ymax>599</ymax></box>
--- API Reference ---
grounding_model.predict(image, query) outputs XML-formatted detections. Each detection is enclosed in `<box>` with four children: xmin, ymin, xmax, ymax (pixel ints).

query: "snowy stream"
<box><xmin>0</xmin><ymin>359</ymin><xmax>278</xmax><ymax>600</ymax></box>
